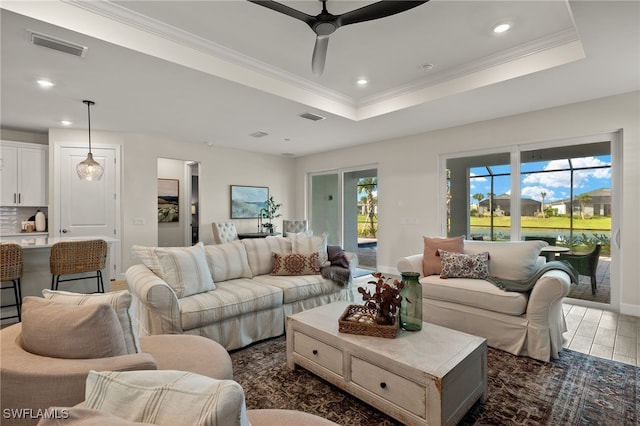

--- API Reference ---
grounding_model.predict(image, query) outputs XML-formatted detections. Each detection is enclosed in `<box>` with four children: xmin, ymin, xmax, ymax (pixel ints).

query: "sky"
<box><xmin>469</xmin><ymin>155</ymin><xmax>611</xmax><ymax>203</ymax></box>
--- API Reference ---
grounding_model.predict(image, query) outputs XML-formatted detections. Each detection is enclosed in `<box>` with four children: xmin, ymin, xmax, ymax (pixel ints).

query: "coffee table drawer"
<box><xmin>294</xmin><ymin>332</ymin><xmax>343</xmax><ymax>375</ymax></box>
<box><xmin>351</xmin><ymin>356</ymin><xmax>426</xmax><ymax>417</ymax></box>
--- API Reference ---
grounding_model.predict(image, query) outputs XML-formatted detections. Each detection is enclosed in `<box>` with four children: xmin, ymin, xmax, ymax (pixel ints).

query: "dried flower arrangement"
<box><xmin>356</xmin><ymin>272</ymin><xmax>404</xmax><ymax>325</ymax></box>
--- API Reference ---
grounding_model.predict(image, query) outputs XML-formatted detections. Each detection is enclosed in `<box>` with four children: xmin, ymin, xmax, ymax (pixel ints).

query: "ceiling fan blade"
<box><xmin>311</xmin><ymin>36</ymin><xmax>329</xmax><ymax>76</ymax></box>
<box><xmin>338</xmin><ymin>1</ymin><xmax>429</xmax><ymax>27</ymax></box>
<box><xmin>247</xmin><ymin>0</ymin><xmax>315</xmax><ymax>26</ymax></box>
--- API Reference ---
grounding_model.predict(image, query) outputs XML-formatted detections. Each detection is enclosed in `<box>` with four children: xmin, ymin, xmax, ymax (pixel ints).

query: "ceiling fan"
<box><xmin>248</xmin><ymin>0</ymin><xmax>429</xmax><ymax>76</ymax></box>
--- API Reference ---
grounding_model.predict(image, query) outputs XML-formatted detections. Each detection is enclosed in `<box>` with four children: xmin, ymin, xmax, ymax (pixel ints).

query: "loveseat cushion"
<box><xmin>205</xmin><ymin>240</ymin><xmax>253</xmax><ymax>281</ymax></box>
<box><xmin>242</xmin><ymin>236</ymin><xmax>292</xmax><ymax>276</ymax></box>
<box><xmin>179</xmin><ymin>279</ymin><xmax>282</xmax><ymax>331</ymax></box>
<box><xmin>420</xmin><ymin>275</ymin><xmax>529</xmax><ymax>315</ymax></box>
<box><xmin>251</xmin><ymin>274</ymin><xmax>341</xmax><ymax>304</ymax></box>
<box><xmin>464</xmin><ymin>240</ymin><xmax>547</xmax><ymax>281</ymax></box>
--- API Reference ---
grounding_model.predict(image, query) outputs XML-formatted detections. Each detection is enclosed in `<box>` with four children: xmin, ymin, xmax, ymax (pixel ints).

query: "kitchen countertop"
<box><xmin>0</xmin><ymin>235</ymin><xmax>119</xmax><ymax>249</ymax></box>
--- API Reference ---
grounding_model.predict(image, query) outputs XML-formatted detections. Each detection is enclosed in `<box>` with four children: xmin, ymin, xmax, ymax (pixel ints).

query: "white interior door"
<box><xmin>57</xmin><ymin>146</ymin><xmax>120</xmax><ymax>277</ymax></box>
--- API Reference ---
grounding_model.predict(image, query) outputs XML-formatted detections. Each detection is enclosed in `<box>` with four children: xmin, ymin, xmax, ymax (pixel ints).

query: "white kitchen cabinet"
<box><xmin>0</xmin><ymin>141</ymin><xmax>48</xmax><ymax>207</ymax></box>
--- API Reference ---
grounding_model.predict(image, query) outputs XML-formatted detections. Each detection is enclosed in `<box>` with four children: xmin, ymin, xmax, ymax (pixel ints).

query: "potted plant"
<box><xmin>357</xmin><ymin>272</ymin><xmax>404</xmax><ymax>325</ymax></box>
<box><xmin>260</xmin><ymin>196</ymin><xmax>282</xmax><ymax>233</ymax></box>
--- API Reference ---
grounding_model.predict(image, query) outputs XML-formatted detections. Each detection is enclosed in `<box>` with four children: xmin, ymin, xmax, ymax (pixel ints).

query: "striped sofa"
<box><xmin>126</xmin><ymin>236</ymin><xmax>356</xmax><ymax>350</ymax></box>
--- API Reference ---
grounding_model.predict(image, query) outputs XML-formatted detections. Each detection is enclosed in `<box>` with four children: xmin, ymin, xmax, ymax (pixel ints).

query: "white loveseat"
<box><xmin>126</xmin><ymin>236</ymin><xmax>356</xmax><ymax>350</ymax></box>
<box><xmin>397</xmin><ymin>239</ymin><xmax>571</xmax><ymax>362</ymax></box>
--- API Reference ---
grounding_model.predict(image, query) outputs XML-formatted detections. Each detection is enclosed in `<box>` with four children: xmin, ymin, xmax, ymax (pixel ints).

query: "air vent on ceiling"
<box><xmin>29</xmin><ymin>30</ymin><xmax>88</xmax><ymax>57</ymax></box>
<box><xmin>249</xmin><ymin>131</ymin><xmax>269</xmax><ymax>138</ymax></box>
<box><xmin>299</xmin><ymin>112</ymin><xmax>326</xmax><ymax>122</ymax></box>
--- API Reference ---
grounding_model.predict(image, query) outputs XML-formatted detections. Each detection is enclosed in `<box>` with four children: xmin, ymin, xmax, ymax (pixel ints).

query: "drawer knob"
<box><xmin>379</xmin><ymin>382</ymin><xmax>387</xmax><ymax>389</ymax></box>
<box><xmin>312</xmin><ymin>349</ymin><xmax>318</xmax><ymax>356</ymax></box>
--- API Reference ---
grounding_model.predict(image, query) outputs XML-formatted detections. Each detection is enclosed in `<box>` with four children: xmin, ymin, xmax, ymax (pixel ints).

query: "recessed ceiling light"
<box><xmin>60</xmin><ymin>120</ymin><xmax>72</xmax><ymax>126</ymax></box>
<box><xmin>356</xmin><ymin>79</ymin><xmax>368</xmax><ymax>86</ymax></box>
<box><xmin>37</xmin><ymin>79</ymin><xmax>55</xmax><ymax>88</ymax></box>
<box><xmin>493</xmin><ymin>23</ymin><xmax>511</xmax><ymax>34</ymax></box>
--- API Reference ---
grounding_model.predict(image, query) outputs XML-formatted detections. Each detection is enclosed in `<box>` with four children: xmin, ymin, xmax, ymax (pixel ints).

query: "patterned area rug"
<box><xmin>230</xmin><ymin>336</ymin><xmax>639</xmax><ymax>426</ymax></box>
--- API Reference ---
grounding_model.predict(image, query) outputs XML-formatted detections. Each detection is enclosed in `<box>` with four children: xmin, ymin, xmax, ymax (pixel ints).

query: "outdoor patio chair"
<box><xmin>558</xmin><ymin>243</ymin><xmax>602</xmax><ymax>295</ymax></box>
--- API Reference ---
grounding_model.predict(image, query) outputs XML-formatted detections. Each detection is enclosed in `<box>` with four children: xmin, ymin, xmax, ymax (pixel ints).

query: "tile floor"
<box><xmin>563</xmin><ymin>303</ymin><xmax>639</xmax><ymax>366</ymax></box>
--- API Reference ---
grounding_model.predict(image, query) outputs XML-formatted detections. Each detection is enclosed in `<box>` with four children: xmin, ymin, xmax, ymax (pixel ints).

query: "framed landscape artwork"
<box><xmin>231</xmin><ymin>185</ymin><xmax>268</xmax><ymax>219</ymax></box>
<box><xmin>158</xmin><ymin>179</ymin><xmax>179</xmax><ymax>222</ymax></box>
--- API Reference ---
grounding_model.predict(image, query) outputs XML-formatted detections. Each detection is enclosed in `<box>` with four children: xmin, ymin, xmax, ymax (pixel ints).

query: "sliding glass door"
<box><xmin>444</xmin><ymin>133</ymin><xmax>619</xmax><ymax>308</ymax></box>
<box><xmin>309</xmin><ymin>166</ymin><xmax>378</xmax><ymax>268</ymax></box>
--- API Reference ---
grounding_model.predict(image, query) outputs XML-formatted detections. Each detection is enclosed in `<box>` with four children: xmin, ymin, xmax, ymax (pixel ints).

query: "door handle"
<box><xmin>62</xmin><ymin>229</ymin><xmax>70</xmax><ymax>234</ymax></box>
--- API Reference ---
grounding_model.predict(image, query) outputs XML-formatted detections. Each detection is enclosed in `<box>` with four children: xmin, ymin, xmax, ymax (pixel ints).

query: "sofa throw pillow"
<box><xmin>42</xmin><ymin>289</ymin><xmax>140</xmax><ymax>354</ymax></box>
<box><xmin>21</xmin><ymin>297</ymin><xmax>128</xmax><ymax>359</ymax></box>
<box><xmin>438</xmin><ymin>250</ymin><xmax>490</xmax><ymax>279</ymax></box>
<box><xmin>205</xmin><ymin>240</ymin><xmax>253</xmax><ymax>282</ymax></box>
<box><xmin>464</xmin><ymin>240</ymin><xmax>547</xmax><ymax>281</ymax></box>
<box><xmin>133</xmin><ymin>242</ymin><xmax>214</xmax><ymax>298</ymax></box>
<box><xmin>423</xmin><ymin>236</ymin><xmax>465</xmax><ymax>276</ymax></box>
<box><xmin>242</xmin><ymin>236</ymin><xmax>292</xmax><ymax>276</ymax></box>
<box><xmin>84</xmin><ymin>370</ymin><xmax>251</xmax><ymax>426</ymax></box>
<box><xmin>271</xmin><ymin>252</ymin><xmax>321</xmax><ymax>276</ymax></box>
<box><xmin>327</xmin><ymin>245</ymin><xmax>350</xmax><ymax>269</ymax></box>
<box><xmin>289</xmin><ymin>233</ymin><xmax>329</xmax><ymax>267</ymax></box>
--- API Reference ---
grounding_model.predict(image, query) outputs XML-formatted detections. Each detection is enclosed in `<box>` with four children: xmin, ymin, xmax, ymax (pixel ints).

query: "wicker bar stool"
<box><xmin>1</xmin><ymin>243</ymin><xmax>24</xmax><ymax>322</ymax></box>
<box><xmin>50</xmin><ymin>240</ymin><xmax>108</xmax><ymax>293</ymax></box>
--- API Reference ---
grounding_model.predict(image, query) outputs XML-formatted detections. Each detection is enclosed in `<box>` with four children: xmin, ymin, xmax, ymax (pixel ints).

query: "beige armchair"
<box><xmin>212</xmin><ymin>221</ymin><xmax>239</xmax><ymax>244</ymax></box>
<box><xmin>1</xmin><ymin>321</ymin><xmax>232</xmax><ymax>425</ymax></box>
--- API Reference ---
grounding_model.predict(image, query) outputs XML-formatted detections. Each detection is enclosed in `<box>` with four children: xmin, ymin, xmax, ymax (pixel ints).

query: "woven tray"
<box><xmin>338</xmin><ymin>304</ymin><xmax>397</xmax><ymax>339</ymax></box>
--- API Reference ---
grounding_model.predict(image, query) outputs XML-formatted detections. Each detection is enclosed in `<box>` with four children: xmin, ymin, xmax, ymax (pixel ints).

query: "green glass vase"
<box><xmin>400</xmin><ymin>272</ymin><xmax>422</xmax><ymax>331</ymax></box>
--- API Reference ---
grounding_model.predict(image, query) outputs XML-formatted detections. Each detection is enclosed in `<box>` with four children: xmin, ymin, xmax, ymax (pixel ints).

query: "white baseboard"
<box><xmin>619</xmin><ymin>303</ymin><xmax>640</xmax><ymax>317</ymax></box>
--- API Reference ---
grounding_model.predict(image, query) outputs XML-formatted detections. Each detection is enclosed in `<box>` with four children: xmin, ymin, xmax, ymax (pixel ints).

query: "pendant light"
<box><xmin>76</xmin><ymin>99</ymin><xmax>104</xmax><ymax>181</ymax></box>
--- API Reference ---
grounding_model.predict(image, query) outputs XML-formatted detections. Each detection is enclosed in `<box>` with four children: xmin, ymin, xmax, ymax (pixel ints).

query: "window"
<box><xmin>443</xmin><ymin>134</ymin><xmax>617</xmax><ymax>306</ymax></box>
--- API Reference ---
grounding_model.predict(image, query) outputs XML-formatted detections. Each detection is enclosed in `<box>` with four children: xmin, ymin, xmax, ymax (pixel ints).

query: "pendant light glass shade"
<box><xmin>76</xmin><ymin>100</ymin><xmax>104</xmax><ymax>181</ymax></box>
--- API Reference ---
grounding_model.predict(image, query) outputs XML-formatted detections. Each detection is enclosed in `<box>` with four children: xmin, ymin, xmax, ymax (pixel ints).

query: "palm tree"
<box><xmin>472</xmin><ymin>193</ymin><xmax>484</xmax><ymax>217</ymax></box>
<box><xmin>358</xmin><ymin>177</ymin><xmax>377</xmax><ymax>237</ymax></box>
<box><xmin>486</xmin><ymin>192</ymin><xmax>495</xmax><ymax>216</ymax></box>
<box><xmin>576</xmin><ymin>193</ymin><xmax>592</xmax><ymax>219</ymax></box>
<box><xmin>540</xmin><ymin>191</ymin><xmax>547</xmax><ymax>218</ymax></box>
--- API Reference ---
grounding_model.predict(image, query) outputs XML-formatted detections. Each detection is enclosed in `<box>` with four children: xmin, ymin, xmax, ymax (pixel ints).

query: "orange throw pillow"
<box><xmin>422</xmin><ymin>236</ymin><xmax>464</xmax><ymax>276</ymax></box>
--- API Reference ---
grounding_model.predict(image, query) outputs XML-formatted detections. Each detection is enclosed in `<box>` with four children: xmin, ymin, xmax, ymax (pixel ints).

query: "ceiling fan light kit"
<box><xmin>248</xmin><ymin>0</ymin><xmax>430</xmax><ymax>76</ymax></box>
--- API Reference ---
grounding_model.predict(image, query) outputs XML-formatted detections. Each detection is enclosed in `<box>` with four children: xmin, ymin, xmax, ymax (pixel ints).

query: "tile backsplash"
<box><xmin>0</xmin><ymin>206</ymin><xmax>49</xmax><ymax>235</ymax></box>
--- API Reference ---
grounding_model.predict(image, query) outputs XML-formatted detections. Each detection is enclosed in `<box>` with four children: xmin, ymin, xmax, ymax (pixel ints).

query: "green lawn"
<box><xmin>470</xmin><ymin>216</ymin><xmax>611</xmax><ymax>230</ymax></box>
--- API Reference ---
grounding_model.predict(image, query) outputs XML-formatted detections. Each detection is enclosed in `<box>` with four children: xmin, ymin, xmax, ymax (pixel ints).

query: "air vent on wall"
<box><xmin>29</xmin><ymin>30</ymin><xmax>88</xmax><ymax>57</ymax></box>
<box><xmin>299</xmin><ymin>112</ymin><xmax>326</xmax><ymax>122</ymax></box>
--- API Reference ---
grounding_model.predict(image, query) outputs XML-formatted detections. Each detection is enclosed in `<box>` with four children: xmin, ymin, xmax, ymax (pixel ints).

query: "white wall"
<box><xmin>120</xmin><ymin>133</ymin><xmax>296</xmax><ymax>271</ymax></box>
<box><xmin>295</xmin><ymin>91</ymin><xmax>640</xmax><ymax>316</ymax></box>
<box><xmin>157</xmin><ymin>157</ymin><xmax>187</xmax><ymax>247</ymax></box>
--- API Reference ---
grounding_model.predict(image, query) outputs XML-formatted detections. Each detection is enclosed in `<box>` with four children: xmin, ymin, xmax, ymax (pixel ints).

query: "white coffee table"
<box><xmin>286</xmin><ymin>301</ymin><xmax>487</xmax><ymax>426</ymax></box>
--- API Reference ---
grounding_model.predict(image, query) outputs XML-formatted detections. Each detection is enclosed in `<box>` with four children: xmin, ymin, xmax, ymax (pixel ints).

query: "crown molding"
<box><xmin>64</xmin><ymin>0</ymin><xmax>354</xmax><ymax>107</ymax></box>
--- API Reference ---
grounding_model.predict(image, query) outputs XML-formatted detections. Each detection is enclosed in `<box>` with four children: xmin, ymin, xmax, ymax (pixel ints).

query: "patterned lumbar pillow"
<box><xmin>271</xmin><ymin>252</ymin><xmax>320</xmax><ymax>276</ymax></box>
<box><xmin>438</xmin><ymin>249</ymin><xmax>490</xmax><ymax>279</ymax></box>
